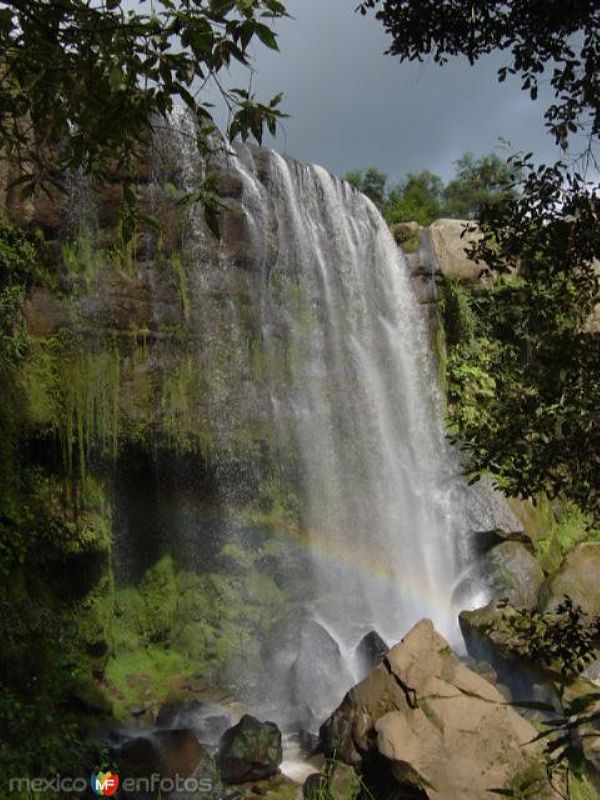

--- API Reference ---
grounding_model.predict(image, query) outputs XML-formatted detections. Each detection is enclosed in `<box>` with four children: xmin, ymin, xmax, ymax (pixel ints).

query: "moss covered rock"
<box><xmin>541</xmin><ymin>543</ymin><xmax>600</xmax><ymax>616</ymax></box>
<box><xmin>217</xmin><ymin>714</ymin><xmax>283</xmax><ymax>784</ymax></box>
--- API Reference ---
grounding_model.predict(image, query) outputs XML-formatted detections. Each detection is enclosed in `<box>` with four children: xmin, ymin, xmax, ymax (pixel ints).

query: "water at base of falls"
<box><xmin>151</xmin><ymin>118</ymin><xmax>494</xmax><ymax>729</ymax></box>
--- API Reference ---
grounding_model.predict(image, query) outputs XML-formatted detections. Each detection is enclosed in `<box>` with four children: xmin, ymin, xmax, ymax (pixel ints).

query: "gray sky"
<box><xmin>214</xmin><ymin>0</ymin><xmax>564</xmax><ymax>185</ymax></box>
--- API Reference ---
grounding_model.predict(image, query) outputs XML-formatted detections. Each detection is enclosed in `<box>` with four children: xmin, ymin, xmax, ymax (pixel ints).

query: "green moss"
<box><xmin>161</xmin><ymin>352</ymin><xmax>213</xmax><ymax>454</ymax></box>
<box><xmin>513</xmin><ymin>496</ymin><xmax>600</xmax><ymax>575</ymax></box>
<box><xmin>104</xmin><ymin>537</ymin><xmax>294</xmax><ymax>720</ymax></box>
<box><xmin>434</xmin><ymin>316</ymin><xmax>448</xmax><ymax>401</ymax></box>
<box><xmin>389</xmin><ymin>222</ymin><xmax>420</xmax><ymax>253</ymax></box>
<box><xmin>62</xmin><ymin>231</ymin><xmax>102</xmax><ymax>291</ymax></box>
<box><xmin>438</xmin><ymin>275</ymin><xmax>478</xmax><ymax>345</ymax></box>
<box><xmin>19</xmin><ymin>336</ymin><xmax>121</xmax><ymax>472</ymax></box>
<box><xmin>105</xmin><ymin>644</ymin><xmax>193</xmax><ymax>717</ymax></box>
<box><xmin>243</xmin><ymin>473</ymin><xmax>301</xmax><ymax>534</ymax></box>
<box><xmin>117</xmin><ymin>555</ymin><xmax>178</xmax><ymax>645</ymax></box>
<box><xmin>506</xmin><ymin>758</ymin><xmax>554</xmax><ymax>799</ymax></box>
<box><xmin>569</xmin><ymin>774</ymin><xmax>599</xmax><ymax>800</ymax></box>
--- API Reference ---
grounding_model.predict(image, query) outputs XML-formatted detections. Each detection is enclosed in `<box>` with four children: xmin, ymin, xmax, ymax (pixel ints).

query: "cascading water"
<box><xmin>151</xmin><ymin>116</ymin><xmax>486</xmax><ymax>728</ymax></box>
<box><xmin>229</xmin><ymin>147</ymin><xmax>470</xmax><ymax>719</ymax></box>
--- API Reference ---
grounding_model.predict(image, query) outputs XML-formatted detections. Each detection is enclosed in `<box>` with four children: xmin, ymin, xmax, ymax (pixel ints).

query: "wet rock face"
<box><xmin>483</xmin><ymin>541</ymin><xmax>545</xmax><ymax>610</ymax></box>
<box><xmin>289</xmin><ymin>619</ymin><xmax>354</xmax><ymax>724</ymax></box>
<box><xmin>494</xmin><ymin>541</ymin><xmax>544</xmax><ymax>607</ymax></box>
<box><xmin>320</xmin><ymin>619</ymin><xmax>556</xmax><ymax>800</ymax></box>
<box><xmin>355</xmin><ymin>630</ymin><xmax>389</xmax><ymax>675</ymax></box>
<box><xmin>217</xmin><ymin>714</ymin><xmax>283</xmax><ymax>784</ymax></box>
<box><xmin>541</xmin><ymin>542</ymin><xmax>600</xmax><ymax>617</ymax></box>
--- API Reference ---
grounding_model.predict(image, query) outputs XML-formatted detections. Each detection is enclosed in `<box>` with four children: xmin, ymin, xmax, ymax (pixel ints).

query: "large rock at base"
<box><xmin>320</xmin><ymin>619</ymin><xmax>555</xmax><ymax>800</ymax></box>
<box><xmin>217</xmin><ymin>714</ymin><xmax>282</xmax><ymax>784</ymax></box>
<box><xmin>118</xmin><ymin>728</ymin><xmax>206</xmax><ymax>779</ymax></box>
<box><xmin>541</xmin><ymin>543</ymin><xmax>600</xmax><ymax>617</ymax></box>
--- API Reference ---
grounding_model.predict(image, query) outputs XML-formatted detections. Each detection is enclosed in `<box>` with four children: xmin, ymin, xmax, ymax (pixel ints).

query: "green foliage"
<box><xmin>133</xmin><ymin>555</ymin><xmax>178</xmax><ymax>644</ymax></box>
<box><xmin>20</xmin><ymin>335</ymin><xmax>122</xmax><ymax>472</ymax></box>
<box><xmin>0</xmin><ymin>223</ymin><xmax>42</xmax><ymax>286</ymax></box>
<box><xmin>344</xmin><ymin>167</ymin><xmax>387</xmax><ymax>209</ymax></box>
<box><xmin>359</xmin><ymin>0</ymin><xmax>600</xmax><ymax>520</ymax></box>
<box><xmin>493</xmin><ymin>596</ymin><xmax>599</xmax><ymax>679</ymax></box>
<box><xmin>446</xmin><ymin>340</ymin><xmax>498</xmax><ymax>435</ymax></box>
<box><xmin>0</xmin><ymin>284</ymin><xmax>27</xmax><ymax>373</ymax></box>
<box><xmin>569</xmin><ymin>774</ymin><xmax>600</xmax><ymax>800</ymax></box>
<box><xmin>304</xmin><ymin>760</ymin><xmax>363</xmax><ymax>800</ymax></box>
<box><xmin>0</xmin><ymin>0</ymin><xmax>288</xmax><ymax>234</ymax></box>
<box><xmin>0</xmin><ymin>575</ymin><xmax>113</xmax><ymax>782</ymax></box>
<box><xmin>494</xmin><ymin>758</ymin><xmax>554</xmax><ymax>800</ymax></box>
<box><xmin>444</xmin><ymin>153</ymin><xmax>518</xmax><ymax>220</ymax></box>
<box><xmin>438</xmin><ymin>276</ymin><xmax>478</xmax><ymax>345</ymax></box>
<box><xmin>0</xmin><ymin>223</ymin><xmax>49</xmax><ymax>375</ymax></box>
<box><xmin>484</xmin><ymin>599</ymin><xmax>600</xmax><ymax>798</ymax></box>
<box><xmin>107</xmin><ymin>542</ymin><xmax>291</xmax><ymax>718</ymax></box>
<box><xmin>0</xmin><ymin>686</ymin><xmax>86</xmax><ymax>782</ymax></box>
<box><xmin>533</xmin><ymin>500</ymin><xmax>600</xmax><ymax>574</ymax></box>
<box><xmin>389</xmin><ymin>222</ymin><xmax>420</xmax><ymax>252</ymax></box>
<box><xmin>344</xmin><ymin>156</ymin><xmax>519</xmax><ymax>228</ymax></box>
<box><xmin>249</xmin><ymin>473</ymin><xmax>301</xmax><ymax>532</ymax></box>
<box><xmin>440</xmin><ymin>274</ymin><xmax>599</xmax><ymax>519</ymax></box>
<box><xmin>385</xmin><ymin>169</ymin><xmax>444</xmax><ymax>226</ymax></box>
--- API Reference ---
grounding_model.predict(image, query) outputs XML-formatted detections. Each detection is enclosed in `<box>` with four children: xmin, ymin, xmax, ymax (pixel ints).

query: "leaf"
<box><xmin>254</xmin><ymin>23</ymin><xmax>278</xmax><ymax>50</ymax></box>
<box><xmin>511</xmin><ymin>700</ymin><xmax>556</xmax><ymax>712</ymax></box>
<box><xmin>568</xmin><ymin>693</ymin><xmax>600</xmax><ymax>714</ymax></box>
<box><xmin>109</xmin><ymin>65</ymin><xmax>123</xmax><ymax>91</ymax></box>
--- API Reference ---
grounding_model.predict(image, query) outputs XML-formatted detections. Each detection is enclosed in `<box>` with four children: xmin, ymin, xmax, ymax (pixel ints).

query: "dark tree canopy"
<box><xmin>360</xmin><ymin>0</ymin><xmax>600</xmax><ymax>518</ymax></box>
<box><xmin>359</xmin><ymin>0</ymin><xmax>599</xmax><ymax>152</ymax></box>
<box><xmin>0</xmin><ymin>0</ymin><xmax>287</xmax><ymax>202</ymax></box>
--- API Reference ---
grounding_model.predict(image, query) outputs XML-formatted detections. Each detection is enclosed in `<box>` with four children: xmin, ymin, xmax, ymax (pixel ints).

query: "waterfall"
<box><xmin>155</xmin><ymin>118</ymin><xmax>477</xmax><ymax>726</ymax></box>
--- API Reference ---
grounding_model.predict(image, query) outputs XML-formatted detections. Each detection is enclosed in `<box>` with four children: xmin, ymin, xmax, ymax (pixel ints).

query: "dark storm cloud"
<box><xmin>214</xmin><ymin>0</ymin><xmax>562</xmax><ymax>183</ymax></box>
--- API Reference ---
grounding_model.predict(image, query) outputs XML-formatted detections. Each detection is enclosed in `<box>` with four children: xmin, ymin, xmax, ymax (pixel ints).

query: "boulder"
<box><xmin>429</xmin><ymin>218</ymin><xmax>484</xmax><ymax>284</ymax></box>
<box><xmin>463</xmin><ymin>475</ymin><xmax>528</xmax><ymax>544</ymax></box>
<box><xmin>355</xmin><ymin>630</ymin><xmax>389</xmax><ymax>674</ymax></box>
<box><xmin>320</xmin><ymin>619</ymin><xmax>555</xmax><ymax>800</ymax></box>
<box><xmin>217</xmin><ymin>714</ymin><xmax>282</xmax><ymax>784</ymax></box>
<box><xmin>303</xmin><ymin>763</ymin><xmax>360</xmax><ymax>800</ymax></box>
<box><xmin>541</xmin><ymin>542</ymin><xmax>600</xmax><ymax>617</ymax></box>
<box><xmin>118</xmin><ymin>728</ymin><xmax>205</xmax><ymax>779</ymax></box>
<box><xmin>328</xmin><ymin>763</ymin><xmax>361</xmax><ymax>800</ymax></box>
<box><xmin>452</xmin><ymin>539</ymin><xmax>543</xmax><ymax>614</ymax></box>
<box><xmin>290</xmin><ymin>618</ymin><xmax>353</xmax><ymax>722</ymax></box>
<box><xmin>485</xmin><ymin>541</ymin><xmax>545</xmax><ymax>609</ymax></box>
